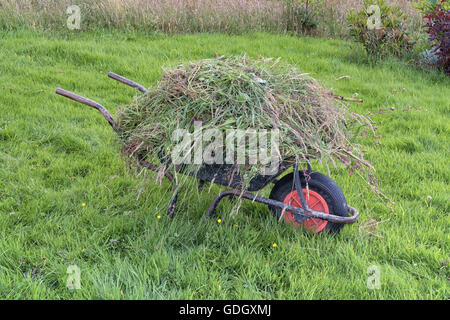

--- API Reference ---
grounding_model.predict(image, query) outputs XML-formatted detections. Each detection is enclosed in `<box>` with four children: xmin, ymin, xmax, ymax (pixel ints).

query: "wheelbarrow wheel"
<box><xmin>269</xmin><ymin>171</ymin><xmax>348</xmax><ymax>234</ymax></box>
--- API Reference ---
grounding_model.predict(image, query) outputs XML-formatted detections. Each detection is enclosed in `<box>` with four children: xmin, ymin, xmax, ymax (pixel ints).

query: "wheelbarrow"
<box><xmin>56</xmin><ymin>72</ymin><xmax>360</xmax><ymax>234</ymax></box>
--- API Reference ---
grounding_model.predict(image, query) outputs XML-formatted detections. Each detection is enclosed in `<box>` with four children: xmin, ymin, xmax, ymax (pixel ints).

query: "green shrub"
<box><xmin>347</xmin><ymin>0</ymin><xmax>413</xmax><ymax>59</ymax></box>
<box><xmin>414</xmin><ymin>0</ymin><xmax>450</xmax><ymax>14</ymax></box>
<box><xmin>414</xmin><ymin>0</ymin><xmax>450</xmax><ymax>73</ymax></box>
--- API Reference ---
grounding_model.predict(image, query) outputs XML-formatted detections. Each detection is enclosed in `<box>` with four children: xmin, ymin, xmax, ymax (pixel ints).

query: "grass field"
<box><xmin>0</xmin><ymin>30</ymin><xmax>448</xmax><ymax>299</ymax></box>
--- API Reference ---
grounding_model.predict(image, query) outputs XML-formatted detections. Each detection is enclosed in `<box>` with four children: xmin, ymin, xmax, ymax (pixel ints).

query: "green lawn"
<box><xmin>0</xmin><ymin>30</ymin><xmax>448</xmax><ymax>299</ymax></box>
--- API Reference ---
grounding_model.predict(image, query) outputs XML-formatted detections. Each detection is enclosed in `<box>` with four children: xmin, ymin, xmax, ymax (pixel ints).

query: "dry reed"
<box><xmin>0</xmin><ymin>0</ymin><xmax>421</xmax><ymax>36</ymax></box>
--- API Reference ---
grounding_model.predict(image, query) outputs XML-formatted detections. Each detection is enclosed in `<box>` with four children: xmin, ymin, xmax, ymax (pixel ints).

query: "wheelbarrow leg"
<box><xmin>205</xmin><ymin>189</ymin><xmax>238</xmax><ymax>219</ymax></box>
<box><xmin>136</xmin><ymin>153</ymin><xmax>178</xmax><ymax>218</ymax></box>
<box><xmin>168</xmin><ymin>192</ymin><xmax>178</xmax><ymax>218</ymax></box>
<box><xmin>167</xmin><ymin>171</ymin><xmax>178</xmax><ymax>218</ymax></box>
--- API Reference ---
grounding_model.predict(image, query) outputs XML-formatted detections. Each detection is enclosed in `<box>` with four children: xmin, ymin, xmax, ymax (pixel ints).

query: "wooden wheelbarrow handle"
<box><xmin>108</xmin><ymin>72</ymin><xmax>147</xmax><ymax>93</ymax></box>
<box><xmin>55</xmin><ymin>88</ymin><xmax>119</xmax><ymax>133</ymax></box>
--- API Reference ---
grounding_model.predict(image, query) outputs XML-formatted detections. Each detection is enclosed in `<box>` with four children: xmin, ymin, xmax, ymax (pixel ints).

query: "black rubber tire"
<box><xmin>269</xmin><ymin>171</ymin><xmax>348</xmax><ymax>234</ymax></box>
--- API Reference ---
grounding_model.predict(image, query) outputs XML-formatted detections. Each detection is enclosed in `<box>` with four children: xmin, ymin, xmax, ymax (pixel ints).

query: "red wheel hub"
<box><xmin>282</xmin><ymin>189</ymin><xmax>329</xmax><ymax>233</ymax></box>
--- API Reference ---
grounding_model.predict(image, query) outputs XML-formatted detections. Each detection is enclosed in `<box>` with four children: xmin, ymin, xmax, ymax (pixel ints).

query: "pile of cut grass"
<box><xmin>117</xmin><ymin>55</ymin><xmax>371</xmax><ymax>188</ymax></box>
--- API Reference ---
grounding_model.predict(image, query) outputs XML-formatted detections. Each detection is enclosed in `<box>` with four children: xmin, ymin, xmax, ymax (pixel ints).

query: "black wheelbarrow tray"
<box><xmin>56</xmin><ymin>72</ymin><xmax>360</xmax><ymax>234</ymax></box>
